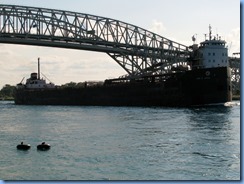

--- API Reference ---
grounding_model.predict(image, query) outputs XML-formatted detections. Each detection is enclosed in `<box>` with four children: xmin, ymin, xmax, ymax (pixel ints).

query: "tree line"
<box><xmin>0</xmin><ymin>84</ymin><xmax>15</xmax><ymax>100</ymax></box>
<box><xmin>0</xmin><ymin>81</ymin><xmax>101</xmax><ymax>100</ymax></box>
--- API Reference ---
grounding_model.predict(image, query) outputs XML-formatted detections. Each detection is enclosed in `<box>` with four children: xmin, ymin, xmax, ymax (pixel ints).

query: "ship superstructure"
<box><xmin>17</xmin><ymin>58</ymin><xmax>55</xmax><ymax>89</ymax></box>
<box><xmin>191</xmin><ymin>25</ymin><xmax>229</xmax><ymax>70</ymax></box>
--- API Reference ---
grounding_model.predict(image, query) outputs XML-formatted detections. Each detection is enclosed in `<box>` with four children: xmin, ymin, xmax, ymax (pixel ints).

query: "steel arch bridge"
<box><xmin>0</xmin><ymin>4</ymin><xmax>190</xmax><ymax>78</ymax></box>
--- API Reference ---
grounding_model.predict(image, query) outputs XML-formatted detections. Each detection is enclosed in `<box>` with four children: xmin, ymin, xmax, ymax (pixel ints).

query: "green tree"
<box><xmin>0</xmin><ymin>84</ymin><xmax>15</xmax><ymax>98</ymax></box>
<box><xmin>61</xmin><ymin>82</ymin><xmax>77</xmax><ymax>88</ymax></box>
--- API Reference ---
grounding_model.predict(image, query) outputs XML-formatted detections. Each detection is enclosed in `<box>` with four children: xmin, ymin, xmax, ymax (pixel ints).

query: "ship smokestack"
<box><xmin>38</xmin><ymin>57</ymin><xmax>40</xmax><ymax>79</ymax></box>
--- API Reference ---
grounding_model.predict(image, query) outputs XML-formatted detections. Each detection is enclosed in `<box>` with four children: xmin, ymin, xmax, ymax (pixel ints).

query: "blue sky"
<box><xmin>0</xmin><ymin>0</ymin><xmax>240</xmax><ymax>87</ymax></box>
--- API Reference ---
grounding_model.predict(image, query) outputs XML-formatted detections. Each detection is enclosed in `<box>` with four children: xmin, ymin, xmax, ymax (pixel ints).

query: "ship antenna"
<box><xmin>209</xmin><ymin>24</ymin><xmax>212</xmax><ymax>40</ymax></box>
<box><xmin>192</xmin><ymin>34</ymin><xmax>197</xmax><ymax>44</ymax></box>
<box><xmin>38</xmin><ymin>57</ymin><xmax>40</xmax><ymax>80</ymax></box>
<box><xmin>204</xmin><ymin>34</ymin><xmax>207</xmax><ymax>40</ymax></box>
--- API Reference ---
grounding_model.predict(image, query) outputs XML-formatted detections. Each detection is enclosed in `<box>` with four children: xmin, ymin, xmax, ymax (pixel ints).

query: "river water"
<box><xmin>0</xmin><ymin>101</ymin><xmax>240</xmax><ymax>180</ymax></box>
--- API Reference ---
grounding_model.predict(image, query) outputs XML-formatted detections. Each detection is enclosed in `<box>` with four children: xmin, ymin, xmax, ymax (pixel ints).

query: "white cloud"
<box><xmin>148</xmin><ymin>20</ymin><xmax>192</xmax><ymax>46</ymax></box>
<box><xmin>225</xmin><ymin>27</ymin><xmax>240</xmax><ymax>55</ymax></box>
<box><xmin>149</xmin><ymin>20</ymin><xmax>166</xmax><ymax>35</ymax></box>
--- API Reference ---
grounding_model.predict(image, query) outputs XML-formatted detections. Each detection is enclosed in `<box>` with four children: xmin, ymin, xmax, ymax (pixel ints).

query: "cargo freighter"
<box><xmin>14</xmin><ymin>29</ymin><xmax>232</xmax><ymax>107</ymax></box>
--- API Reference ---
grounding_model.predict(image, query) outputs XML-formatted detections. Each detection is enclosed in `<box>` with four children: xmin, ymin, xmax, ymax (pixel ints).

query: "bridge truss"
<box><xmin>229</xmin><ymin>53</ymin><xmax>240</xmax><ymax>94</ymax></box>
<box><xmin>0</xmin><ymin>4</ymin><xmax>190</xmax><ymax>78</ymax></box>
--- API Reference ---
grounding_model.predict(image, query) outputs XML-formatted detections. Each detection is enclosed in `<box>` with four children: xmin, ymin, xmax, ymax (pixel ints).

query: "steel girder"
<box><xmin>0</xmin><ymin>4</ymin><xmax>190</xmax><ymax>78</ymax></box>
<box><xmin>229</xmin><ymin>56</ymin><xmax>240</xmax><ymax>93</ymax></box>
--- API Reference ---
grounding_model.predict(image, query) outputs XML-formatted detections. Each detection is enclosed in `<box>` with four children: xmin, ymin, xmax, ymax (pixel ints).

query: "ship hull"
<box><xmin>14</xmin><ymin>67</ymin><xmax>232</xmax><ymax>107</ymax></box>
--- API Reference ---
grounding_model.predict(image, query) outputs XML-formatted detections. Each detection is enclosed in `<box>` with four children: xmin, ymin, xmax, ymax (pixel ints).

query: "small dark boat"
<box><xmin>17</xmin><ymin>142</ymin><xmax>31</xmax><ymax>150</ymax></box>
<box><xmin>37</xmin><ymin>142</ymin><xmax>51</xmax><ymax>151</ymax></box>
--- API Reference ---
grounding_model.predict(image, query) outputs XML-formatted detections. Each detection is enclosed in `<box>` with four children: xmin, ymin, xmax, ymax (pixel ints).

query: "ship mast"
<box><xmin>38</xmin><ymin>57</ymin><xmax>40</xmax><ymax>80</ymax></box>
<box><xmin>209</xmin><ymin>24</ymin><xmax>212</xmax><ymax>40</ymax></box>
